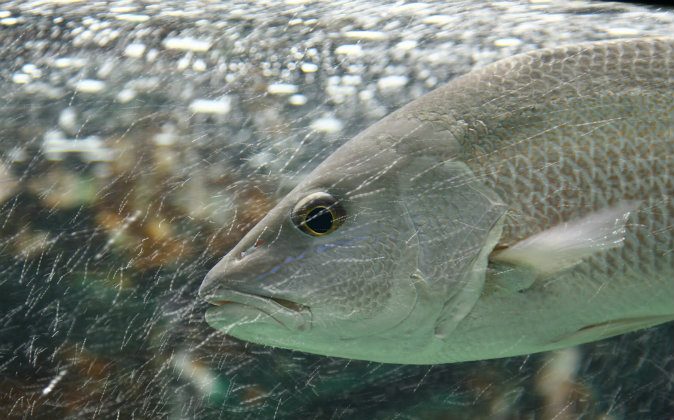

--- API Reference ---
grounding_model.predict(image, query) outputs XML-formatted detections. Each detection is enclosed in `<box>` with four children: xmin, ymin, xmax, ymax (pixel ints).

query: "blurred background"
<box><xmin>0</xmin><ymin>1</ymin><xmax>672</xmax><ymax>418</ymax></box>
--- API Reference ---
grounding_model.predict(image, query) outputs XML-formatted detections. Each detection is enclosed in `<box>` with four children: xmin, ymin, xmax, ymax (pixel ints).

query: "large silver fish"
<box><xmin>199</xmin><ymin>37</ymin><xmax>674</xmax><ymax>364</ymax></box>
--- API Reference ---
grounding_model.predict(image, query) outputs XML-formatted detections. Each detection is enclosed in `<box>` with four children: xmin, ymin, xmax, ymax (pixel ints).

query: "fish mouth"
<box><xmin>203</xmin><ymin>289</ymin><xmax>311</xmax><ymax>331</ymax></box>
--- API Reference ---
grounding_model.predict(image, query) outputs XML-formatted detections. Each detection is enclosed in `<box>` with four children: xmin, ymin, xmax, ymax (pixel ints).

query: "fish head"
<box><xmin>199</xmin><ymin>118</ymin><xmax>506</xmax><ymax>363</ymax></box>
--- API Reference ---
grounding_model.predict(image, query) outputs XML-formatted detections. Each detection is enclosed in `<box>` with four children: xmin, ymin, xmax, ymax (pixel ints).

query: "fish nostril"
<box><xmin>238</xmin><ymin>238</ymin><xmax>266</xmax><ymax>260</ymax></box>
<box><xmin>238</xmin><ymin>247</ymin><xmax>253</xmax><ymax>260</ymax></box>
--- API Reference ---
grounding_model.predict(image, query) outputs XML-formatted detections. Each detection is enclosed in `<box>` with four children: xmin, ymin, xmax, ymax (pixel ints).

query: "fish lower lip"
<box><xmin>212</xmin><ymin>300</ymin><xmax>233</xmax><ymax>305</ymax></box>
<box><xmin>268</xmin><ymin>297</ymin><xmax>305</xmax><ymax>312</ymax></box>
<box><xmin>205</xmin><ymin>290</ymin><xmax>310</xmax><ymax>329</ymax></box>
<box><xmin>210</xmin><ymin>296</ymin><xmax>307</xmax><ymax>312</ymax></box>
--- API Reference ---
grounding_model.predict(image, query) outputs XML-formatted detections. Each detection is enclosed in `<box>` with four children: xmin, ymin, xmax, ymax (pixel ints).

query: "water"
<box><xmin>0</xmin><ymin>1</ymin><xmax>672</xmax><ymax>418</ymax></box>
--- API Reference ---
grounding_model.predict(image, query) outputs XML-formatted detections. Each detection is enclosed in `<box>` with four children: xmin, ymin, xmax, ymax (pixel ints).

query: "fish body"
<box><xmin>200</xmin><ymin>37</ymin><xmax>674</xmax><ymax>364</ymax></box>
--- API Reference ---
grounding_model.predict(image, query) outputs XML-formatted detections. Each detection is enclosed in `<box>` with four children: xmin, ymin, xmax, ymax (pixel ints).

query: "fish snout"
<box><xmin>199</xmin><ymin>248</ymin><xmax>312</xmax><ymax>330</ymax></box>
<box><xmin>198</xmin><ymin>265</ymin><xmax>226</xmax><ymax>301</ymax></box>
<box><xmin>198</xmin><ymin>246</ymin><xmax>275</xmax><ymax>302</ymax></box>
<box><xmin>199</xmin><ymin>252</ymin><xmax>247</xmax><ymax>301</ymax></box>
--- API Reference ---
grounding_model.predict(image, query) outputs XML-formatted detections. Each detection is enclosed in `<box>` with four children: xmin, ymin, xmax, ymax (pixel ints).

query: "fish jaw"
<box><xmin>200</xmin><ymin>248</ymin><xmax>312</xmax><ymax>332</ymax></box>
<box><xmin>204</xmin><ymin>289</ymin><xmax>311</xmax><ymax>332</ymax></box>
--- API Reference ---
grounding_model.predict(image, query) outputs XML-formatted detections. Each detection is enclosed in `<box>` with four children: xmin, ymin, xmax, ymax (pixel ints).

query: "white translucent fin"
<box><xmin>492</xmin><ymin>201</ymin><xmax>640</xmax><ymax>275</ymax></box>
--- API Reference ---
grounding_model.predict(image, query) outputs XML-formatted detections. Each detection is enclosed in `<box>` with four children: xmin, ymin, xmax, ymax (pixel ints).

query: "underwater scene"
<box><xmin>0</xmin><ymin>0</ymin><xmax>672</xmax><ymax>418</ymax></box>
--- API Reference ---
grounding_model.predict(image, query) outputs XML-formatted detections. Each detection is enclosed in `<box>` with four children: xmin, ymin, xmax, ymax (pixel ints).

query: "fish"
<box><xmin>199</xmin><ymin>37</ymin><xmax>674</xmax><ymax>364</ymax></box>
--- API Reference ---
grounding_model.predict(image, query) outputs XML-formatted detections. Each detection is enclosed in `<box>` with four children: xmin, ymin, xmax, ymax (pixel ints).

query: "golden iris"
<box><xmin>291</xmin><ymin>192</ymin><xmax>346</xmax><ymax>236</ymax></box>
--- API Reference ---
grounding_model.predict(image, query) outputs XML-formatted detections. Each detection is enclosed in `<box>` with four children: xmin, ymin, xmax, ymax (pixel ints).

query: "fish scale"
<box><xmin>483</xmin><ymin>101</ymin><xmax>673</xmax><ymax>274</ymax></box>
<box><xmin>442</xmin><ymin>41</ymin><xmax>673</xmax><ymax>258</ymax></box>
<box><xmin>426</xmin><ymin>39</ymin><xmax>674</xmax><ymax>360</ymax></box>
<box><xmin>397</xmin><ymin>38</ymin><xmax>673</xmax><ymax>358</ymax></box>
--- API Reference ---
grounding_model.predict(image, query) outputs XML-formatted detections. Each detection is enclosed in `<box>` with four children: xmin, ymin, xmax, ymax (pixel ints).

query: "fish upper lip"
<box><xmin>203</xmin><ymin>289</ymin><xmax>311</xmax><ymax>329</ymax></box>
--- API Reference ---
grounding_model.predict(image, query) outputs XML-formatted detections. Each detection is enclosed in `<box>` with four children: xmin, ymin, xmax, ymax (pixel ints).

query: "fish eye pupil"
<box><xmin>291</xmin><ymin>192</ymin><xmax>346</xmax><ymax>236</ymax></box>
<box><xmin>305</xmin><ymin>206</ymin><xmax>333</xmax><ymax>234</ymax></box>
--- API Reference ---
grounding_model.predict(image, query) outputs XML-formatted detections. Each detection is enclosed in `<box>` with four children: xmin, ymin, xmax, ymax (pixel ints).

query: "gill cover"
<box><xmin>394</xmin><ymin>155</ymin><xmax>506</xmax><ymax>340</ymax></box>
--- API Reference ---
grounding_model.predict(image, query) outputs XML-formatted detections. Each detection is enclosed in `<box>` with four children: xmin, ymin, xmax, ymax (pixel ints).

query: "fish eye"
<box><xmin>291</xmin><ymin>192</ymin><xmax>346</xmax><ymax>236</ymax></box>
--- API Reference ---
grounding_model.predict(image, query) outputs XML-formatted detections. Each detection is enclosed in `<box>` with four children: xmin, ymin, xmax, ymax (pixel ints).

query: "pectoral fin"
<box><xmin>491</xmin><ymin>201</ymin><xmax>640</xmax><ymax>276</ymax></box>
